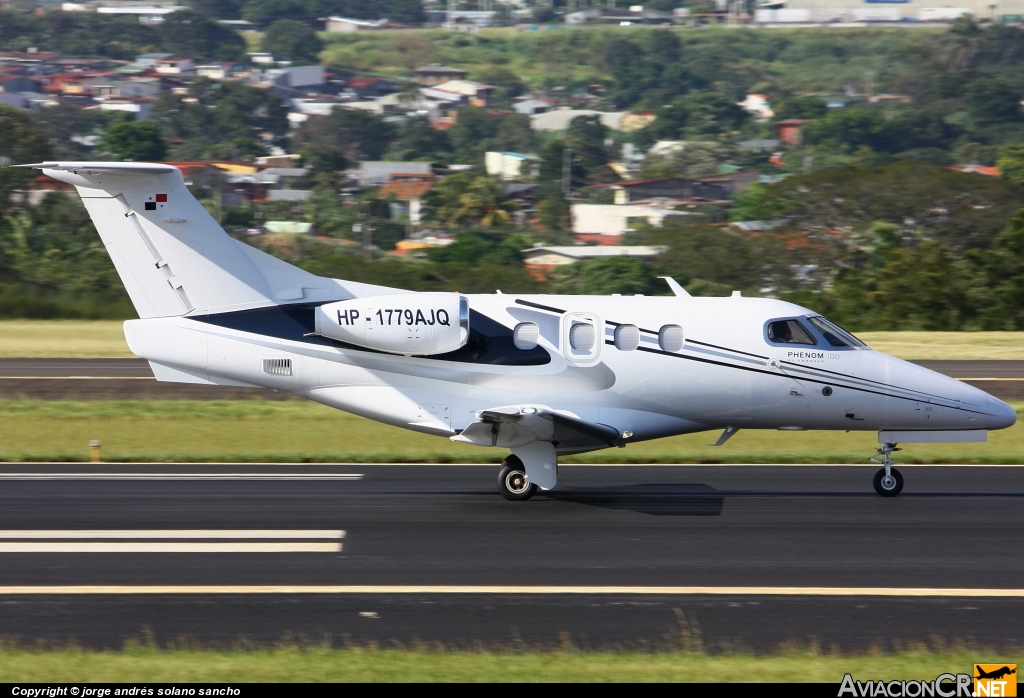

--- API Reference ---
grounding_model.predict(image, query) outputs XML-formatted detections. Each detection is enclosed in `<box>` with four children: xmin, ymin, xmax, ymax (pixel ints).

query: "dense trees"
<box><xmin>99</xmin><ymin>121</ymin><xmax>167</xmax><ymax>161</ymax></box>
<box><xmin>262</xmin><ymin>19</ymin><xmax>323</xmax><ymax>64</ymax></box>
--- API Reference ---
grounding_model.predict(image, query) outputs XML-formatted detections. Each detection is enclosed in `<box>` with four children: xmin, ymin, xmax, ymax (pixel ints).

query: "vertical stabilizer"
<box><xmin>14</xmin><ymin>162</ymin><xmax>340</xmax><ymax>318</ymax></box>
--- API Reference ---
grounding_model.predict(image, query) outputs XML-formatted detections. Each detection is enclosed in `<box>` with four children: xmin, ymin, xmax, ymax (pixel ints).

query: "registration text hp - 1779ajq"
<box><xmin>17</xmin><ymin>162</ymin><xmax>1016</xmax><ymax>499</ymax></box>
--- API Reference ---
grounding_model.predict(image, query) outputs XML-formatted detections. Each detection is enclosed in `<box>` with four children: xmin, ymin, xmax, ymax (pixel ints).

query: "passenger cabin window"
<box><xmin>767</xmin><ymin>319</ymin><xmax>816</xmax><ymax>345</ymax></box>
<box><xmin>807</xmin><ymin>316</ymin><xmax>867</xmax><ymax>348</ymax></box>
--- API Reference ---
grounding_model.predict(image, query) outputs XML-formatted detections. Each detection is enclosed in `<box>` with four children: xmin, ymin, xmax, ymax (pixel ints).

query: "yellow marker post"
<box><xmin>89</xmin><ymin>440</ymin><xmax>102</xmax><ymax>463</ymax></box>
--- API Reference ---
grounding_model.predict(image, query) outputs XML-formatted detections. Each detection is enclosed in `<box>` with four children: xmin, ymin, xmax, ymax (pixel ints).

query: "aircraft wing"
<box><xmin>453</xmin><ymin>406</ymin><xmax>621</xmax><ymax>453</ymax></box>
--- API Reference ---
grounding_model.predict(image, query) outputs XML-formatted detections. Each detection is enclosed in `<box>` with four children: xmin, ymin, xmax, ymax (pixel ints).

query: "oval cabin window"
<box><xmin>513</xmin><ymin>322</ymin><xmax>540</xmax><ymax>350</ymax></box>
<box><xmin>658</xmin><ymin>324</ymin><xmax>684</xmax><ymax>352</ymax></box>
<box><xmin>569</xmin><ymin>322</ymin><xmax>596</xmax><ymax>352</ymax></box>
<box><xmin>614</xmin><ymin>324</ymin><xmax>640</xmax><ymax>351</ymax></box>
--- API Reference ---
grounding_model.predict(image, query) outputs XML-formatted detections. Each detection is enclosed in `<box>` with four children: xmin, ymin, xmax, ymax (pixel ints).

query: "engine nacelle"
<box><xmin>314</xmin><ymin>293</ymin><xmax>469</xmax><ymax>356</ymax></box>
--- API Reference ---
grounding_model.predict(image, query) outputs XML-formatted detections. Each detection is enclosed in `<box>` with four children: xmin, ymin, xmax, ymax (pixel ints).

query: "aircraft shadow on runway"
<box><xmin>542</xmin><ymin>484</ymin><xmax>724</xmax><ymax>516</ymax></box>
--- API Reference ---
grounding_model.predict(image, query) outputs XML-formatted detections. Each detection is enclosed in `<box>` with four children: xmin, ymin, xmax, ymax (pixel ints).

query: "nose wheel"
<box><xmin>870</xmin><ymin>442</ymin><xmax>904</xmax><ymax>497</ymax></box>
<box><xmin>498</xmin><ymin>456</ymin><xmax>536</xmax><ymax>501</ymax></box>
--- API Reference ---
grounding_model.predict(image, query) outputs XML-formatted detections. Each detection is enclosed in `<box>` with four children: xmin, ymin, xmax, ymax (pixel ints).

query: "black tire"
<box><xmin>873</xmin><ymin>467</ymin><xmax>904</xmax><ymax>497</ymax></box>
<box><xmin>498</xmin><ymin>457</ymin><xmax>536</xmax><ymax>501</ymax></box>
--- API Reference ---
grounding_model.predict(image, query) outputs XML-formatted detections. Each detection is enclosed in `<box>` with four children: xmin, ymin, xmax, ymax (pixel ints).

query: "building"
<box><xmin>196</xmin><ymin>63</ymin><xmax>238</xmax><ymax>80</ymax></box>
<box><xmin>571</xmin><ymin>204</ymin><xmax>692</xmax><ymax>241</ymax></box>
<box><xmin>135</xmin><ymin>53</ymin><xmax>172</xmax><ymax>67</ymax></box>
<box><xmin>377</xmin><ymin>173</ymin><xmax>437</xmax><ymax>224</ymax></box>
<box><xmin>697</xmin><ymin>170</ymin><xmax>760</xmax><ymax>194</ymax></box>
<box><xmin>414</xmin><ymin>64</ymin><xmax>468</xmax><ymax>87</ymax></box>
<box><xmin>589</xmin><ymin>178</ymin><xmax>729</xmax><ymax>205</ymax></box>
<box><xmin>776</xmin><ymin>119</ymin><xmax>812</xmax><ymax>145</ymax></box>
<box><xmin>354</xmin><ymin>161</ymin><xmax>433</xmax><ymax>187</ymax></box>
<box><xmin>512</xmin><ymin>98</ymin><xmax>553</xmax><ymax>116</ymax></box>
<box><xmin>421</xmin><ymin>79</ymin><xmax>494</xmax><ymax>107</ymax></box>
<box><xmin>325</xmin><ymin>16</ymin><xmax>388</xmax><ymax>32</ymax></box>
<box><xmin>521</xmin><ymin>245</ymin><xmax>667</xmax><ymax>276</ymax></box>
<box><xmin>267</xmin><ymin>65</ymin><xmax>325</xmax><ymax>90</ymax></box>
<box><xmin>154</xmin><ymin>57</ymin><xmax>194</xmax><ymax>75</ymax></box>
<box><xmin>530</xmin><ymin>109</ymin><xmax>625</xmax><ymax>132</ymax></box>
<box><xmin>738</xmin><ymin>93</ymin><xmax>774</xmax><ymax>121</ymax></box>
<box><xmin>485</xmin><ymin>152</ymin><xmax>539</xmax><ymax>181</ymax></box>
<box><xmin>346</xmin><ymin>77</ymin><xmax>395</xmax><ymax>99</ymax></box>
<box><xmin>96</xmin><ymin>5</ymin><xmax>187</xmax><ymax>25</ymax></box>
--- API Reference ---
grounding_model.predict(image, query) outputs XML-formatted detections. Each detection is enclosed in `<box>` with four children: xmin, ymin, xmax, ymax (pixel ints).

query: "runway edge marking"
<box><xmin>0</xmin><ymin>586</ymin><xmax>1022</xmax><ymax>596</ymax></box>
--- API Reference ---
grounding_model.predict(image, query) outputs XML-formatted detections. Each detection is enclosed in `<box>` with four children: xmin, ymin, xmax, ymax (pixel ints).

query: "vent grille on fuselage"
<box><xmin>262</xmin><ymin>358</ymin><xmax>292</xmax><ymax>376</ymax></box>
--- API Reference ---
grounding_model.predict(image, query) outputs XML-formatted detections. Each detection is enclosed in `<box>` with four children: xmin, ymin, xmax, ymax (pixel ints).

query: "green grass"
<box><xmin>0</xmin><ymin>320</ymin><xmax>133</xmax><ymax>358</ymax></box>
<box><xmin>0</xmin><ymin>646</ymin><xmax>1000</xmax><ymax>682</ymax></box>
<box><xmin>1</xmin><ymin>321</ymin><xmax>1023</xmax><ymax>360</ymax></box>
<box><xmin>1</xmin><ymin>399</ymin><xmax>1021</xmax><ymax>463</ymax></box>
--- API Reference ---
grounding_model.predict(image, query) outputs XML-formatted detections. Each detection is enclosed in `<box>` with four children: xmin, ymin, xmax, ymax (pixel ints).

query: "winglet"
<box><xmin>658</xmin><ymin>276</ymin><xmax>691</xmax><ymax>298</ymax></box>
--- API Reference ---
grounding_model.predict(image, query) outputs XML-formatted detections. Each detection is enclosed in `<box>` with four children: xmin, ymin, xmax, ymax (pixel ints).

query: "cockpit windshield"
<box><xmin>807</xmin><ymin>316</ymin><xmax>867</xmax><ymax>348</ymax></box>
<box><xmin>766</xmin><ymin>319</ymin><xmax>817</xmax><ymax>345</ymax></box>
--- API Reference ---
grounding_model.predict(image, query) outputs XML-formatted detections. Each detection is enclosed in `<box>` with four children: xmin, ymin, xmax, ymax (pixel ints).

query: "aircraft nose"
<box><xmin>985</xmin><ymin>397</ymin><xmax>1017</xmax><ymax>430</ymax></box>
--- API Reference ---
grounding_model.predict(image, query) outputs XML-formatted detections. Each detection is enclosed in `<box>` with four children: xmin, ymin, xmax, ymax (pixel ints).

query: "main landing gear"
<box><xmin>497</xmin><ymin>455</ymin><xmax>537</xmax><ymax>501</ymax></box>
<box><xmin>870</xmin><ymin>442</ymin><xmax>904</xmax><ymax>497</ymax></box>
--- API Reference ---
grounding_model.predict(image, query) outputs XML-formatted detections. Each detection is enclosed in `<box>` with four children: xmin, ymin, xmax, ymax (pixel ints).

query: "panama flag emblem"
<box><xmin>144</xmin><ymin>193</ymin><xmax>167</xmax><ymax>210</ymax></box>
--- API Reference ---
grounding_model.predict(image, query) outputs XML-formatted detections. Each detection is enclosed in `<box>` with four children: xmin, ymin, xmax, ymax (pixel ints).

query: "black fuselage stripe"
<box><xmin>514</xmin><ymin>299</ymin><xmax>566</xmax><ymax>314</ymax></box>
<box><xmin>631</xmin><ymin>346</ymin><xmax>989</xmax><ymax>416</ymax></box>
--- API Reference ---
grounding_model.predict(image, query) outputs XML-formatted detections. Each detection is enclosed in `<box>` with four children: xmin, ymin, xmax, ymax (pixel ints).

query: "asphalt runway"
<box><xmin>0</xmin><ymin>463</ymin><xmax>1022</xmax><ymax>651</ymax></box>
<box><xmin>2</xmin><ymin>359</ymin><xmax>1023</xmax><ymax>399</ymax></box>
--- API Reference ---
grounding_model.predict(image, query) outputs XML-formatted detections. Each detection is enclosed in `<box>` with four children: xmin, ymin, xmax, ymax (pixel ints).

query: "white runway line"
<box><xmin>0</xmin><ymin>542</ymin><xmax>341</xmax><ymax>553</ymax></box>
<box><xmin>0</xmin><ymin>530</ymin><xmax>345</xmax><ymax>553</ymax></box>
<box><xmin>0</xmin><ymin>473</ymin><xmax>363</xmax><ymax>480</ymax></box>
<box><xmin>0</xmin><ymin>585</ymin><xmax>1020</xmax><ymax>596</ymax></box>
<box><xmin>0</xmin><ymin>530</ymin><xmax>345</xmax><ymax>539</ymax></box>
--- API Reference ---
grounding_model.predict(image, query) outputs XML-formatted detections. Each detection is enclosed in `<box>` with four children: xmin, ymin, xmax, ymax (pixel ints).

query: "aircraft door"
<box><xmin>562</xmin><ymin>312</ymin><xmax>602</xmax><ymax>365</ymax></box>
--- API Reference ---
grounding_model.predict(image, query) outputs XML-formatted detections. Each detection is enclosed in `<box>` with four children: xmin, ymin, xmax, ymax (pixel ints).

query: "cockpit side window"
<box><xmin>766</xmin><ymin>319</ymin><xmax>817</xmax><ymax>345</ymax></box>
<box><xmin>807</xmin><ymin>316</ymin><xmax>867</xmax><ymax>348</ymax></box>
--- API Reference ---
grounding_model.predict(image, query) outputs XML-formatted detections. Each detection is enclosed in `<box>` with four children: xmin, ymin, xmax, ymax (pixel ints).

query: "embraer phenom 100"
<box><xmin>18</xmin><ymin>162</ymin><xmax>1016</xmax><ymax>499</ymax></box>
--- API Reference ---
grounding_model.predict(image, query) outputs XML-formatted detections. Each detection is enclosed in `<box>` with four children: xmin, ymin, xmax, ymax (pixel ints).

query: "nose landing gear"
<box><xmin>870</xmin><ymin>442</ymin><xmax>904</xmax><ymax>497</ymax></box>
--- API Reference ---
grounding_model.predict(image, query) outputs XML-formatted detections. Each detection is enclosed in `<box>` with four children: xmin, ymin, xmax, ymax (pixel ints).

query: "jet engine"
<box><xmin>314</xmin><ymin>293</ymin><xmax>469</xmax><ymax>355</ymax></box>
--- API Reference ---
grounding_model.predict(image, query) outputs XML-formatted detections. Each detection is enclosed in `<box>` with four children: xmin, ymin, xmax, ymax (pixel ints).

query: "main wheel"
<box><xmin>498</xmin><ymin>457</ymin><xmax>536</xmax><ymax>501</ymax></box>
<box><xmin>873</xmin><ymin>467</ymin><xmax>904</xmax><ymax>497</ymax></box>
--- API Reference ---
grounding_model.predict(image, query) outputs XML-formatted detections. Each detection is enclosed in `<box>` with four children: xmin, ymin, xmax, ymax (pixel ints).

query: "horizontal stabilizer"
<box><xmin>19</xmin><ymin>161</ymin><xmax>343</xmax><ymax>319</ymax></box>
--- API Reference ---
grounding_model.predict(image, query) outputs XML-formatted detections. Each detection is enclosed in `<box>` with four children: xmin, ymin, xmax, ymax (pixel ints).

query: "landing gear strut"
<box><xmin>870</xmin><ymin>442</ymin><xmax>904</xmax><ymax>497</ymax></box>
<box><xmin>497</xmin><ymin>455</ymin><xmax>536</xmax><ymax>501</ymax></box>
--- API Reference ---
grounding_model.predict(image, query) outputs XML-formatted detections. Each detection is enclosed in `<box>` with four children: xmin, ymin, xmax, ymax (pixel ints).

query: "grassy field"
<box><xmin>0</xmin><ymin>647</ymin><xmax>999</xmax><ymax>682</ymax></box>
<box><xmin>1</xmin><ymin>321</ymin><xmax>1023</xmax><ymax>360</ymax></box>
<box><xmin>1</xmin><ymin>399</ymin><xmax>1021</xmax><ymax>463</ymax></box>
<box><xmin>0</xmin><ymin>320</ymin><xmax>134</xmax><ymax>358</ymax></box>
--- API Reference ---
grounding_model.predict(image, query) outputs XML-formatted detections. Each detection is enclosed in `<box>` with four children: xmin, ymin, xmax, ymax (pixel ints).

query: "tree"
<box><xmin>875</xmin><ymin>241</ymin><xmax>970</xmax><ymax>330</ymax></box>
<box><xmin>100</xmin><ymin>121</ymin><xmax>167</xmax><ymax>162</ymax></box>
<box><xmin>0</xmin><ymin>106</ymin><xmax>53</xmax><ymax>218</ymax></box>
<box><xmin>156</xmin><ymin>10</ymin><xmax>246</xmax><ymax>62</ymax></box>
<box><xmin>553</xmin><ymin>257</ymin><xmax>657</xmax><ymax>296</ymax></box>
<box><xmin>292</xmin><ymin>109</ymin><xmax>396</xmax><ymax>163</ymax></box>
<box><xmin>774</xmin><ymin>96</ymin><xmax>827</xmax><ymax>121</ymax></box>
<box><xmin>395</xmin><ymin>117</ymin><xmax>452</xmax><ymax>163</ymax></box>
<box><xmin>639</xmin><ymin>141</ymin><xmax>733</xmax><ymax>179</ymax></box>
<box><xmin>187</xmin><ymin>0</ymin><xmax>242</xmax><ymax>19</ymax></box>
<box><xmin>996</xmin><ymin>143</ymin><xmax>1024</xmax><ymax>186</ymax></box>
<box><xmin>242</xmin><ymin>0</ymin><xmax>309</xmax><ymax>24</ymax></box>
<box><xmin>262</xmin><ymin>19</ymin><xmax>323</xmax><ymax>64</ymax></box>
<box><xmin>421</xmin><ymin>173</ymin><xmax>517</xmax><ymax>228</ymax></box>
<box><xmin>966</xmin><ymin>77</ymin><xmax>1022</xmax><ymax>126</ymax></box>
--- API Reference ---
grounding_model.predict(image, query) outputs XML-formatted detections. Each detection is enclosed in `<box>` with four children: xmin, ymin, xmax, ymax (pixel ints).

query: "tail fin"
<box><xmin>15</xmin><ymin>162</ymin><xmax>340</xmax><ymax>317</ymax></box>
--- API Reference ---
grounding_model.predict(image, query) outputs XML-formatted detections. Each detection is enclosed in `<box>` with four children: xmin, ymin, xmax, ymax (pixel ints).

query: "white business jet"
<box><xmin>16</xmin><ymin>162</ymin><xmax>1016</xmax><ymax>499</ymax></box>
